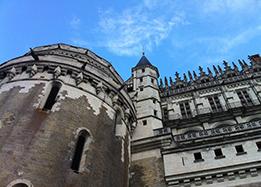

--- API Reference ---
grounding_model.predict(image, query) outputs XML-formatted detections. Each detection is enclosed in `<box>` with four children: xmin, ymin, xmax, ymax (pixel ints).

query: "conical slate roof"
<box><xmin>135</xmin><ymin>55</ymin><xmax>152</xmax><ymax>68</ymax></box>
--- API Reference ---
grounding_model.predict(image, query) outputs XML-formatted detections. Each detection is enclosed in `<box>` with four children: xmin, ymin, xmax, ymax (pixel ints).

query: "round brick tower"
<box><xmin>0</xmin><ymin>44</ymin><xmax>136</xmax><ymax>187</ymax></box>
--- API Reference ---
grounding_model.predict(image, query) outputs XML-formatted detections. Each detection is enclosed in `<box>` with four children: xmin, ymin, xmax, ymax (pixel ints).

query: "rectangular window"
<box><xmin>236</xmin><ymin>90</ymin><xmax>253</xmax><ymax>106</ymax></box>
<box><xmin>151</xmin><ymin>78</ymin><xmax>154</xmax><ymax>84</ymax></box>
<box><xmin>214</xmin><ymin>148</ymin><xmax>225</xmax><ymax>159</ymax></box>
<box><xmin>140</xmin><ymin>77</ymin><xmax>143</xmax><ymax>82</ymax></box>
<box><xmin>154</xmin><ymin>110</ymin><xmax>157</xmax><ymax>117</ymax></box>
<box><xmin>208</xmin><ymin>95</ymin><xmax>223</xmax><ymax>112</ymax></box>
<box><xmin>142</xmin><ymin>69</ymin><xmax>145</xmax><ymax>73</ymax></box>
<box><xmin>179</xmin><ymin>101</ymin><xmax>192</xmax><ymax>119</ymax></box>
<box><xmin>163</xmin><ymin>108</ymin><xmax>168</xmax><ymax>120</ymax></box>
<box><xmin>256</xmin><ymin>142</ymin><xmax>261</xmax><ymax>151</ymax></box>
<box><xmin>142</xmin><ymin>120</ymin><xmax>147</xmax><ymax>126</ymax></box>
<box><xmin>194</xmin><ymin>152</ymin><xmax>204</xmax><ymax>162</ymax></box>
<box><xmin>235</xmin><ymin>145</ymin><xmax>246</xmax><ymax>155</ymax></box>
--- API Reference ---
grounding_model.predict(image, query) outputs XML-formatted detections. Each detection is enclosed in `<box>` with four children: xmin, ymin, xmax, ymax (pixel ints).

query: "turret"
<box><xmin>131</xmin><ymin>53</ymin><xmax>163</xmax><ymax>140</ymax></box>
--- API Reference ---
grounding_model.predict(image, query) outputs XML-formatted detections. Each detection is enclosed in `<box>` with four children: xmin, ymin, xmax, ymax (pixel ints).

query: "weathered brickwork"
<box><xmin>130</xmin><ymin>157</ymin><xmax>165</xmax><ymax>187</ymax></box>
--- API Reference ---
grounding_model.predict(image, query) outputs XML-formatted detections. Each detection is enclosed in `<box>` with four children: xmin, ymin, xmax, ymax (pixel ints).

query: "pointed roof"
<box><xmin>132</xmin><ymin>54</ymin><xmax>159</xmax><ymax>77</ymax></box>
<box><xmin>135</xmin><ymin>54</ymin><xmax>152</xmax><ymax>68</ymax></box>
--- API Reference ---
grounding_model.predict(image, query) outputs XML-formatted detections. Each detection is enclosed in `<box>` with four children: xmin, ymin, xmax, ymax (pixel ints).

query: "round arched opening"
<box><xmin>12</xmin><ymin>183</ymin><xmax>28</xmax><ymax>187</ymax></box>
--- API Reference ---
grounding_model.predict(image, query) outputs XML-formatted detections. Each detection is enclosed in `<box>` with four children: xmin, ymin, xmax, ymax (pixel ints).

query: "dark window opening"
<box><xmin>236</xmin><ymin>90</ymin><xmax>253</xmax><ymax>106</ymax></box>
<box><xmin>142</xmin><ymin>69</ymin><xmax>145</xmax><ymax>73</ymax></box>
<box><xmin>21</xmin><ymin>66</ymin><xmax>27</xmax><ymax>72</ymax></box>
<box><xmin>12</xmin><ymin>183</ymin><xmax>28</xmax><ymax>187</ymax></box>
<box><xmin>153</xmin><ymin>99</ymin><xmax>157</xmax><ymax>104</ymax></box>
<box><xmin>256</xmin><ymin>142</ymin><xmax>261</xmax><ymax>151</ymax></box>
<box><xmin>43</xmin><ymin>65</ymin><xmax>49</xmax><ymax>72</ymax></box>
<box><xmin>235</xmin><ymin>145</ymin><xmax>246</xmax><ymax>155</ymax></box>
<box><xmin>208</xmin><ymin>96</ymin><xmax>223</xmax><ymax>112</ymax></box>
<box><xmin>163</xmin><ymin>108</ymin><xmax>168</xmax><ymax>120</ymax></box>
<box><xmin>140</xmin><ymin>87</ymin><xmax>144</xmax><ymax>91</ymax></box>
<box><xmin>154</xmin><ymin>110</ymin><xmax>157</xmax><ymax>117</ymax></box>
<box><xmin>142</xmin><ymin>120</ymin><xmax>147</xmax><ymax>126</ymax></box>
<box><xmin>140</xmin><ymin>77</ymin><xmax>143</xmax><ymax>82</ymax></box>
<box><xmin>43</xmin><ymin>82</ymin><xmax>62</xmax><ymax>111</ymax></box>
<box><xmin>194</xmin><ymin>152</ymin><xmax>204</xmax><ymax>162</ymax></box>
<box><xmin>151</xmin><ymin>78</ymin><xmax>154</xmax><ymax>84</ymax></box>
<box><xmin>214</xmin><ymin>148</ymin><xmax>225</xmax><ymax>159</ymax></box>
<box><xmin>67</xmin><ymin>69</ymin><xmax>73</xmax><ymax>75</ymax></box>
<box><xmin>179</xmin><ymin>101</ymin><xmax>192</xmax><ymax>119</ymax></box>
<box><xmin>71</xmin><ymin>130</ymin><xmax>88</xmax><ymax>173</ymax></box>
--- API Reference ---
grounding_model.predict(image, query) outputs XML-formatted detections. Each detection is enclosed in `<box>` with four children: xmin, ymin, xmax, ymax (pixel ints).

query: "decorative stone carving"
<box><xmin>29</xmin><ymin>64</ymin><xmax>38</xmax><ymax>77</ymax></box>
<box><xmin>54</xmin><ymin>66</ymin><xmax>62</xmax><ymax>79</ymax></box>
<box><xmin>76</xmin><ymin>72</ymin><xmax>84</xmax><ymax>85</ymax></box>
<box><xmin>7</xmin><ymin>67</ymin><xmax>16</xmax><ymax>80</ymax></box>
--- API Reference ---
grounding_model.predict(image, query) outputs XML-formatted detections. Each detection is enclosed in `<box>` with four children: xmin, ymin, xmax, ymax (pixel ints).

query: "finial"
<box><xmin>213</xmin><ymin>65</ymin><xmax>219</xmax><ymax>75</ymax></box>
<box><xmin>142</xmin><ymin>46</ymin><xmax>145</xmax><ymax>56</ymax></box>
<box><xmin>188</xmin><ymin>71</ymin><xmax>193</xmax><ymax>80</ymax></box>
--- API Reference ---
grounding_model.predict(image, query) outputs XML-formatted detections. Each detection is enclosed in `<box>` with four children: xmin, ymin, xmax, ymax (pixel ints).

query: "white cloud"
<box><xmin>70</xmin><ymin>16</ymin><xmax>81</xmax><ymax>30</ymax></box>
<box><xmin>98</xmin><ymin>1</ymin><xmax>186</xmax><ymax>56</ymax></box>
<box><xmin>202</xmin><ymin>0</ymin><xmax>261</xmax><ymax>13</ymax></box>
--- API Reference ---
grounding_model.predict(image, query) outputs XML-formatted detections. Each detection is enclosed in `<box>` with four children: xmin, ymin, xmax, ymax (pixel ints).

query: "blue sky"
<box><xmin>0</xmin><ymin>0</ymin><xmax>260</xmax><ymax>80</ymax></box>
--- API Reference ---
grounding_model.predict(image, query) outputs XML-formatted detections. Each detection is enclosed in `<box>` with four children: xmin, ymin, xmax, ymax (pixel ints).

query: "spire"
<box><xmin>218</xmin><ymin>65</ymin><xmax>223</xmax><ymax>74</ymax></box>
<box><xmin>207</xmin><ymin>67</ymin><xmax>213</xmax><ymax>78</ymax></box>
<box><xmin>213</xmin><ymin>65</ymin><xmax>219</xmax><ymax>75</ymax></box>
<box><xmin>135</xmin><ymin>55</ymin><xmax>152</xmax><ymax>68</ymax></box>
<box><xmin>183</xmin><ymin>73</ymin><xmax>188</xmax><ymax>82</ymax></box>
<box><xmin>188</xmin><ymin>71</ymin><xmax>193</xmax><ymax>81</ymax></box>
<box><xmin>232</xmin><ymin>62</ymin><xmax>239</xmax><ymax>73</ymax></box>
<box><xmin>175</xmin><ymin>72</ymin><xmax>181</xmax><ymax>82</ymax></box>
<box><xmin>193</xmin><ymin>71</ymin><xmax>198</xmax><ymax>79</ymax></box>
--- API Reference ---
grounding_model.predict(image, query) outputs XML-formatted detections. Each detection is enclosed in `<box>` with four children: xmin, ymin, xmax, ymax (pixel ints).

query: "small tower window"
<box><xmin>142</xmin><ymin>69</ymin><xmax>145</xmax><ymax>73</ymax></box>
<box><xmin>142</xmin><ymin>120</ymin><xmax>147</xmax><ymax>126</ymax></box>
<box><xmin>43</xmin><ymin>82</ymin><xmax>62</xmax><ymax>111</ymax></box>
<box><xmin>140</xmin><ymin>87</ymin><xmax>144</xmax><ymax>91</ymax></box>
<box><xmin>154</xmin><ymin>110</ymin><xmax>157</xmax><ymax>117</ymax></box>
<box><xmin>140</xmin><ymin>77</ymin><xmax>143</xmax><ymax>82</ymax></box>
<box><xmin>151</xmin><ymin>78</ymin><xmax>154</xmax><ymax>84</ymax></box>
<box><xmin>71</xmin><ymin>130</ymin><xmax>89</xmax><ymax>173</ymax></box>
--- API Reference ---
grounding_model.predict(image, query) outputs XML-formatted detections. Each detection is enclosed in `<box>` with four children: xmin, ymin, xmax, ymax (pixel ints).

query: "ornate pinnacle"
<box><xmin>169</xmin><ymin>77</ymin><xmax>173</xmax><ymax>85</ymax></box>
<box><xmin>218</xmin><ymin>65</ymin><xmax>223</xmax><ymax>74</ymax></box>
<box><xmin>183</xmin><ymin>73</ymin><xmax>188</xmax><ymax>82</ymax></box>
<box><xmin>199</xmin><ymin>66</ymin><xmax>205</xmax><ymax>76</ymax></box>
<box><xmin>232</xmin><ymin>62</ymin><xmax>239</xmax><ymax>72</ymax></box>
<box><xmin>164</xmin><ymin>77</ymin><xmax>168</xmax><ymax>86</ymax></box>
<box><xmin>207</xmin><ymin>67</ymin><xmax>213</xmax><ymax>78</ymax></box>
<box><xmin>213</xmin><ymin>65</ymin><xmax>219</xmax><ymax>75</ymax></box>
<box><xmin>159</xmin><ymin>78</ymin><xmax>163</xmax><ymax>87</ymax></box>
<box><xmin>193</xmin><ymin>71</ymin><xmax>198</xmax><ymax>79</ymax></box>
<box><xmin>188</xmin><ymin>71</ymin><xmax>193</xmax><ymax>81</ymax></box>
<box><xmin>175</xmin><ymin>72</ymin><xmax>180</xmax><ymax>81</ymax></box>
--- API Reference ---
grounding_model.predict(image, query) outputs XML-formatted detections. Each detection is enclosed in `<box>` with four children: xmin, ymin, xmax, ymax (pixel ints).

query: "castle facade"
<box><xmin>0</xmin><ymin>44</ymin><xmax>260</xmax><ymax>187</ymax></box>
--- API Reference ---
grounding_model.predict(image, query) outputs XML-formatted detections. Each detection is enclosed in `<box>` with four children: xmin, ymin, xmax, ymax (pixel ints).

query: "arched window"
<box><xmin>12</xmin><ymin>183</ymin><xmax>28</xmax><ymax>187</ymax></box>
<box><xmin>71</xmin><ymin>130</ymin><xmax>89</xmax><ymax>173</ymax></box>
<box><xmin>43</xmin><ymin>81</ymin><xmax>62</xmax><ymax>111</ymax></box>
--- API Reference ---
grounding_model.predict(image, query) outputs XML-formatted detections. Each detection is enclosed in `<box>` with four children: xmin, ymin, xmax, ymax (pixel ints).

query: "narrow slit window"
<box><xmin>71</xmin><ymin>130</ymin><xmax>88</xmax><ymax>173</ymax></box>
<box><xmin>43</xmin><ymin>82</ymin><xmax>62</xmax><ymax>111</ymax></box>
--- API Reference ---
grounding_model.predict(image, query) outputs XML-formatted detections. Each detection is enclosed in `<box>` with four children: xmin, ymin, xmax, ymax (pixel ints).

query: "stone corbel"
<box><xmin>76</xmin><ymin>72</ymin><xmax>84</xmax><ymax>85</ymax></box>
<box><xmin>54</xmin><ymin>66</ymin><xmax>62</xmax><ymax>79</ymax></box>
<box><xmin>29</xmin><ymin>64</ymin><xmax>38</xmax><ymax>77</ymax></box>
<box><xmin>7</xmin><ymin>67</ymin><xmax>16</xmax><ymax>80</ymax></box>
<box><xmin>96</xmin><ymin>82</ymin><xmax>106</xmax><ymax>99</ymax></box>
